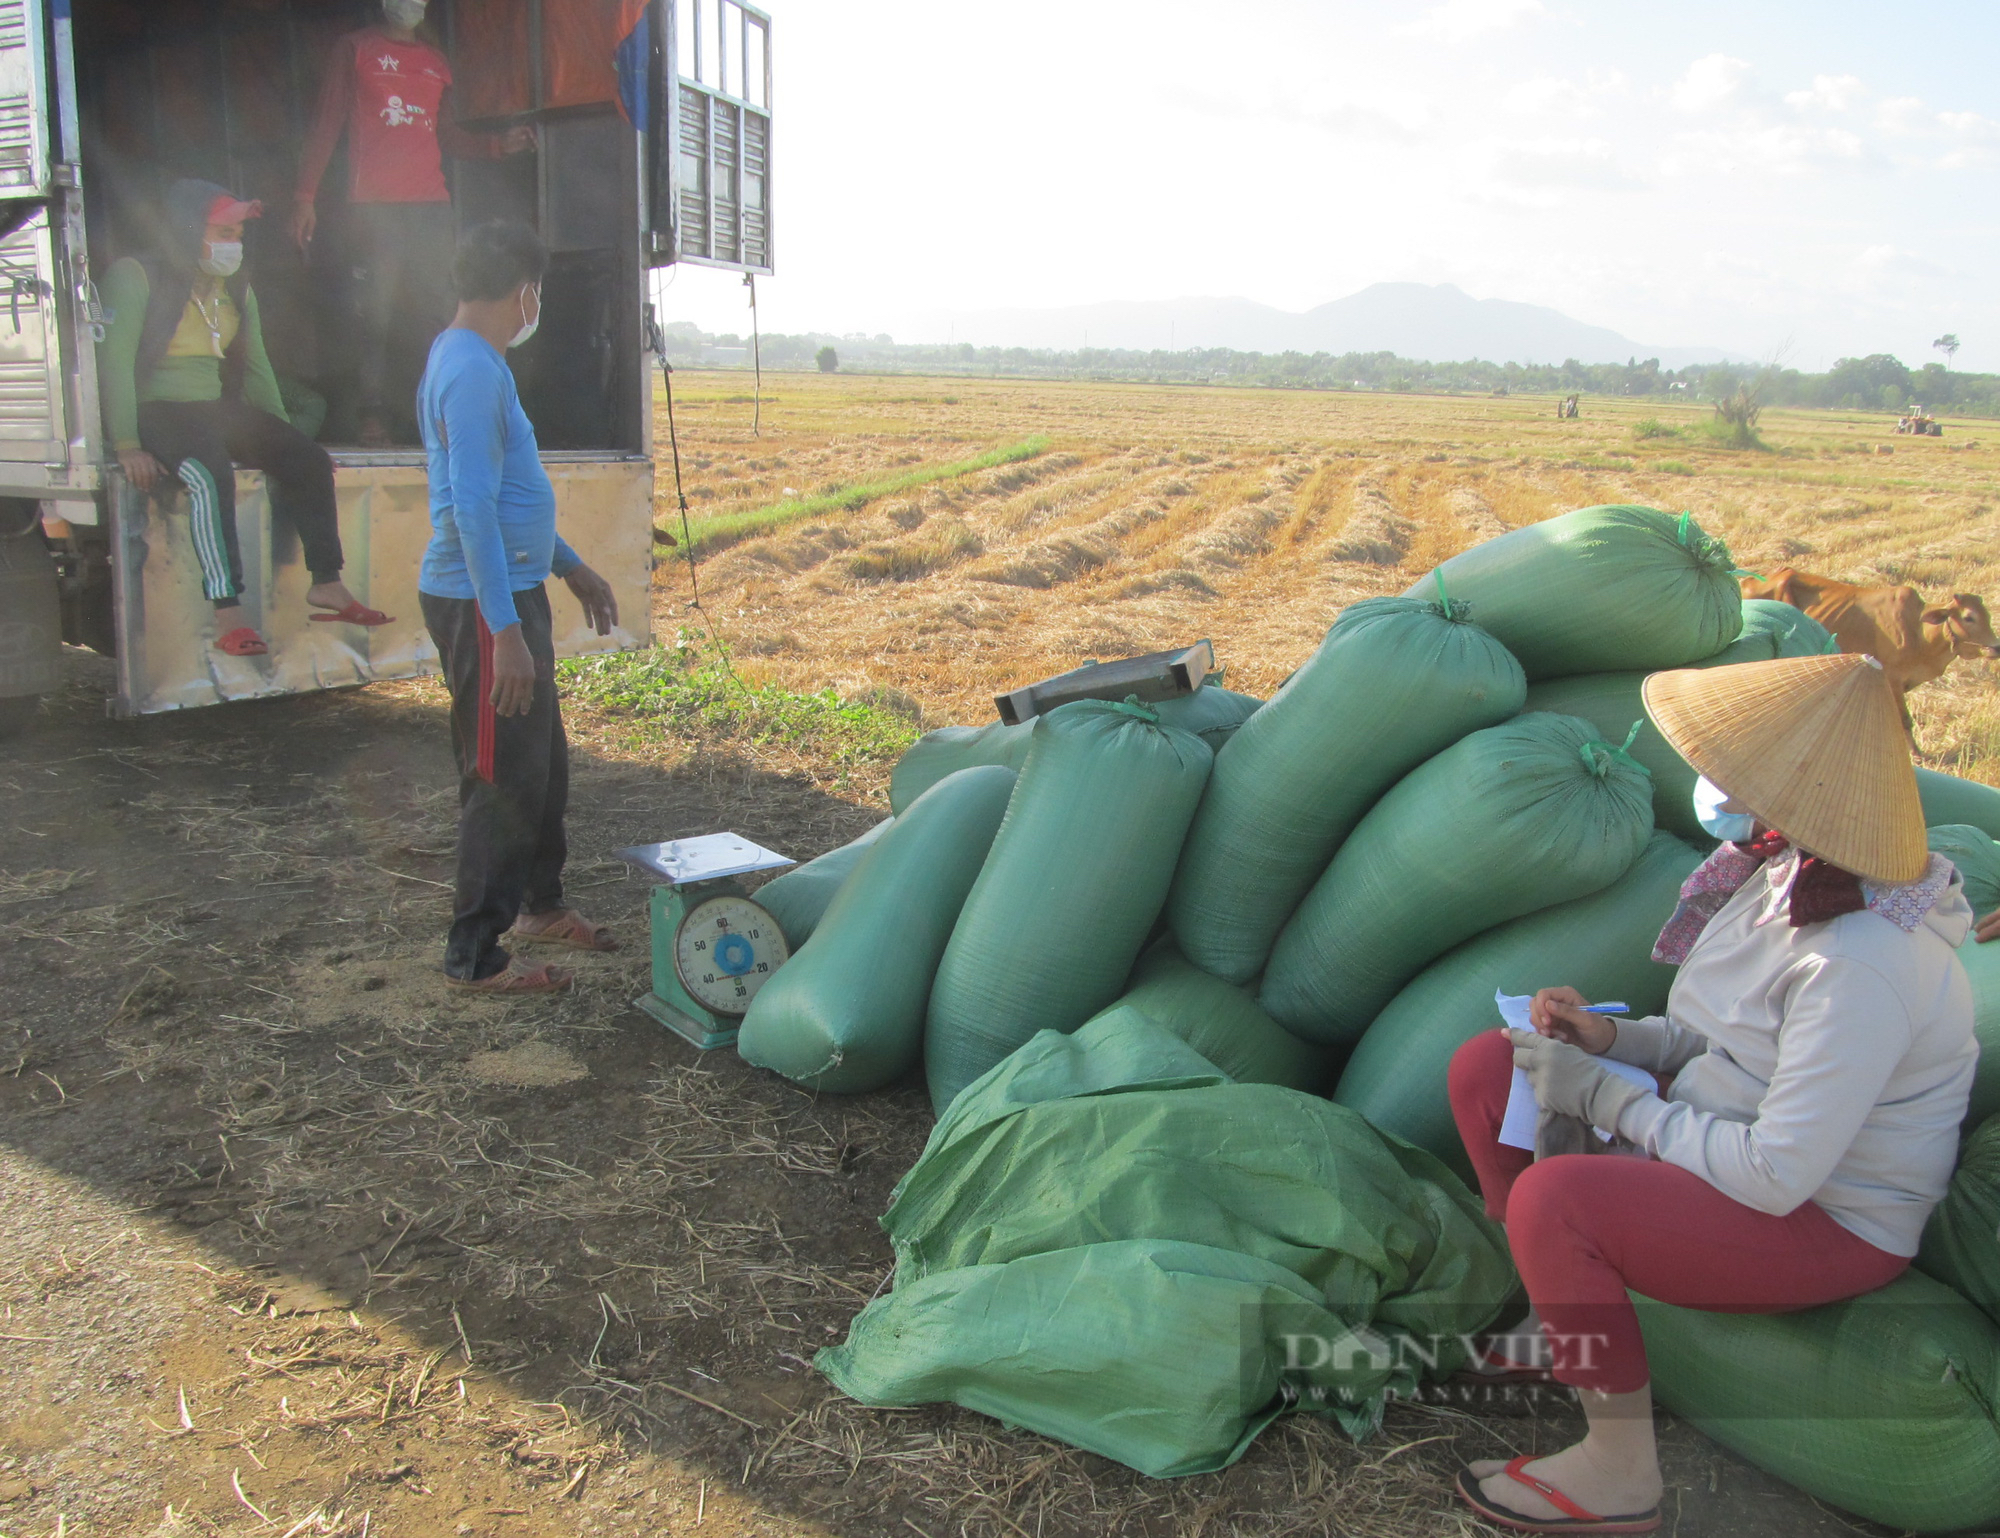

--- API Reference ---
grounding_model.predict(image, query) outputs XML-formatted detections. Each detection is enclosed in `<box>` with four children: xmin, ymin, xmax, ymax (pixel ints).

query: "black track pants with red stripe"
<box><xmin>421</xmin><ymin>585</ymin><xmax>569</xmax><ymax>981</ymax></box>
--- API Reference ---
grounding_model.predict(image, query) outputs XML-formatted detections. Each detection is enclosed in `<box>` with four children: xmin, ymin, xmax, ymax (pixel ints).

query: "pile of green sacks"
<box><xmin>729</xmin><ymin>502</ymin><xmax>2000</xmax><ymax>1529</ymax></box>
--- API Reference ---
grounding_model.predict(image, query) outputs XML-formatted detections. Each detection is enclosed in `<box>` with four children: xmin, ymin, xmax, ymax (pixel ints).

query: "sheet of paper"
<box><xmin>1494</xmin><ymin>990</ymin><xmax>1645</xmax><ymax>1150</ymax></box>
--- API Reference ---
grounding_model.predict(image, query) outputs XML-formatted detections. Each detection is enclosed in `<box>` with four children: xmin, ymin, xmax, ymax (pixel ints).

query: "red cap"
<box><xmin>205</xmin><ymin>192</ymin><xmax>263</xmax><ymax>224</ymax></box>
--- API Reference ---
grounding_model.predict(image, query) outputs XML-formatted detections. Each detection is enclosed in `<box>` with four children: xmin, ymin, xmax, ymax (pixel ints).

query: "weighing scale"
<box><xmin>614</xmin><ymin>832</ymin><xmax>794</xmax><ymax>1050</ymax></box>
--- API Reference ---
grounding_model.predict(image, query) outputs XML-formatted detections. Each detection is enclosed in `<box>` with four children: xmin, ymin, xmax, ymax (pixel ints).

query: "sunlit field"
<box><xmin>652</xmin><ymin>370</ymin><xmax>2000</xmax><ymax>792</ymax></box>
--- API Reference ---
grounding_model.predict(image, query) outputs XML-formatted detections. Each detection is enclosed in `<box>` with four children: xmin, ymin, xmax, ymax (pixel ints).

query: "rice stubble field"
<box><xmin>2</xmin><ymin>370</ymin><xmax>1994</xmax><ymax>1537</ymax></box>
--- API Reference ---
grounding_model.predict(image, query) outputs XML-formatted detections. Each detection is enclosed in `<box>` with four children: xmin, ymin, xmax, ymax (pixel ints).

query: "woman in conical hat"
<box><xmin>1447</xmin><ymin>654</ymin><xmax>1975</xmax><ymax>1535</ymax></box>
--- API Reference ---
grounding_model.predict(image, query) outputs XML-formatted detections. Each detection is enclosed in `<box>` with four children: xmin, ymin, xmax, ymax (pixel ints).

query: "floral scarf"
<box><xmin>1652</xmin><ymin>832</ymin><xmax>1957</xmax><ymax>965</ymax></box>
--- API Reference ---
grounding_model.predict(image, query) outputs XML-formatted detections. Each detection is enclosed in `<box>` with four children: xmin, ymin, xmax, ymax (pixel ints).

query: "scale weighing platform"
<box><xmin>614</xmin><ymin>832</ymin><xmax>794</xmax><ymax>1050</ymax></box>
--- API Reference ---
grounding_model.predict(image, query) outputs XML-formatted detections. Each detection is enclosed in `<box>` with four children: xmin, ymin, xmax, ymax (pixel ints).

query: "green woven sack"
<box><xmin>1696</xmin><ymin>598</ymin><xmax>1835</xmax><ymax>666</ymax></box>
<box><xmin>1920</xmin><ymin>767</ymin><xmax>2000</xmax><ymax>841</ymax></box>
<box><xmin>1956</xmin><ymin>932</ymin><xmax>2000</xmax><ymax>1128</ymax></box>
<box><xmin>889</xmin><ymin>686</ymin><xmax>1259</xmax><ymax>814</ymax></box>
<box><xmin>1333</xmin><ymin>831</ymin><xmax>1699</xmax><ymax>1178</ymax></box>
<box><xmin>1168</xmin><ymin>596</ymin><xmax>1526</xmax><ymax>985</ymax></box>
<box><xmin>1260</xmin><ymin>712</ymin><xmax>1654</xmax><ymax>1047</ymax></box>
<box><xmin>1928</xmin><ymin>827</ymin><xmax>2000</xmax><ymax>1128</ymax></box>
<box><xmin>737</xmin><ymin>766</ymin><xmax>1017</xmax><ymax>1094</ymax></box>
<box><xmin>1931</xmin><ymin>824</ymin><xmax>2000</xmax><ymax>914</ymax></box>
<box><xmin>755</xmin><ymin>818</ymin><xmax>891</xmax><ymax>950</ymax></box>
<box><xmin>924</xmin><ymin>700</ymin><xmax>1214</xmax><ymax>1112</ymax></box>
<box><xmin>890</xmin><ymin>722</ymin><xmax>1032</xmax><ymax>815</ymax></box>
<box><xmin>1097</xmin><ymin>944</ymin><xmax>1332</xmax><ymax>1092</ymax></box>
<box><xmin>819</xmin><ymin>1008</ymin><xmax>1518</xmax><ymax>1476</ymax></box>
<box><xmin>1917</xmin><ymin>1114</ymin><xmax>2000</xmax><ymax>1327</ymax></box>
<box><xmin>1403</xmin><ymin>505</ymin><xmax>1742</xmax><ymax>679</ymax></box>
<box><xmin>1520</xmin><ymin>673</ymin><xmax>1707</xmax><ymax>845</ymax></box>
<box><xmin>1636</xmin><ymin>1272</ymin><xmax>2000</xmax><ymax>1532</ymax></box>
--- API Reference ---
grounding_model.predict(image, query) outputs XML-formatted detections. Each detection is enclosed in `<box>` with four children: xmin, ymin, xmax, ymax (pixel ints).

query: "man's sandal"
<box><xmin>1455</xmin><ymin>1458</ymin><xmax>1661</xmax><ymax>1534</ymax></box>
<box><xmin>506</xmin><ymin>909</ymin><xmax>618</xmax><ymax>952</ymax></box>
<box><xmin>215</xmin><ymin>626</ymin><xmax>269</xmax><ymax>656</ymax></box>
<box><xmin>310</xmin><ymin>600</ymin><xmax>395</xmax><ymax>626</ymax></box>
<box><xmin>445</xmin><ymin>962</ymin><xmax>573</xmax><ymax>995</ymax></box>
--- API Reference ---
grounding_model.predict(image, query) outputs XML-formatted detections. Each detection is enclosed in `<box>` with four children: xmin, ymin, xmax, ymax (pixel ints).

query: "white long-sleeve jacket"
<box><xmin>1603</xmin><ymin>860</ymin><xmax>1976</xmax><ymax>1256</ymax></box>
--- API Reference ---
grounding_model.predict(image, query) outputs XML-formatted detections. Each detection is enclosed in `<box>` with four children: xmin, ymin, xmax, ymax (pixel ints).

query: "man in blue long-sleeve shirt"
<box><xmin>417</xmin><ymin>221</ymin><xmax>620</xmax><ymax>993</ymax></box>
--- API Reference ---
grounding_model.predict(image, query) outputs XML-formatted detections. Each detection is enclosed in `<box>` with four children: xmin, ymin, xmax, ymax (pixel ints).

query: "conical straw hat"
<box><xmin>1642</xmin><ymin>653</ymin><xmax>1927</xmax><ymax>883</ymax></box>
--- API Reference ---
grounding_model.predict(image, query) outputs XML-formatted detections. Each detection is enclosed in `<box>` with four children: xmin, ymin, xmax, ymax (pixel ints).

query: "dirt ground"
<box><xmin>7</xmin><ymin>373</ymin><xmax>1988</xmax><ymax>1537</ymax></box>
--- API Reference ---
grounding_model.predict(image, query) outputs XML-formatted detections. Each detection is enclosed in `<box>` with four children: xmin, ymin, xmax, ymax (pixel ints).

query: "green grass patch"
<box><xmin>559</xmin><ymin>632</ymin><xmax>919</xmax><ymax>769</ymax></box>
<box><xmin>1653</xmin><ymin>459</ymin><xmax>1695</xmax><ymax>476</ymax></box>
<box><xmin>1631</xmin><ymin>417</ymin><xmax>1682</xmax><ymax>441</ymax></box>
<box><xmin>676</xmin><ymin>435</ymin><xmax>1051</xmax><ymax>556</ymax></box>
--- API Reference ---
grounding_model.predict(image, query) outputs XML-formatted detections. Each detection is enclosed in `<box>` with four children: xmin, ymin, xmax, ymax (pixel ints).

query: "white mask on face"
<box><xmin>508</xmin><ymin>284</ymin><xmax>541</xmax><ymax>349</ymax></box>
<box><xmin>198</xmin><ymin>240</ymin><xmax>243</xmax><ymax>277</ymax></box>
<box><xmin>383</xmin><ymin>0</ymin><xmax>428</xmax><ymax>28</ymax></box>
<box><xmin>1692</xmin><ymin>775</ymin><xmax>1757</xmax><ymax>843</ymax></box>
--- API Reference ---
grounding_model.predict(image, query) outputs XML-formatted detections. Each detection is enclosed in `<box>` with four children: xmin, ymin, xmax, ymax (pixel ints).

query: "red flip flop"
<box><xmin>310</xmin><ymin>600</ymin><xmax>395</xmax><ymax>626</ymax></box>
<box><xmin>215</xmin><ymin>626</ymin><xmax>269</xmax><ymax>656</ymax></box>
<box><xmin>1455</xmin><ymin>1457</ymin><xmax>1661</xmax><ymax>1534</ymax></box>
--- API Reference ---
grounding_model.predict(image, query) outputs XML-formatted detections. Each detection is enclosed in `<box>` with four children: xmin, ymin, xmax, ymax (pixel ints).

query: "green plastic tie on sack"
<box><xmin>1109</xmin><ymin>694</ymin><xmax>1163</xmax><ymax>723</ymax></box>
<box><xmin>1674</xmin><ymin>509</ymin><xmax>1736</xmax><ymax>575</ymax></box>
<box><xmin>1427</xmin><ymin>566</ymin><xmax>1470</xmax><ymax>622</ymax></box>
<box><xmin>1579</xmin><ymin>720</ymin><xmax>1652</xmax><ymax>779</ymax></box>
<box><xmin>1731</xmin><ymin>568</ymin><xmax>1765</xmax><ymax>581</ymax></box>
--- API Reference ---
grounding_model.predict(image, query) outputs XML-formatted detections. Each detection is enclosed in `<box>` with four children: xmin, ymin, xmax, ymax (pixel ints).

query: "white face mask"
<box><xmin>383</xmin><ymin>0</ymin><xmax>427</xmax><ymax>28</ymax></box>
<box><xmin>198</xmin><ymin>240</ymin><xmax>242</xmax><ymax>277</ymax></box>
<box><xmin>508</xmin><ymin>284</ymin><xmax>541</xmax><ymax>349</ymax></box>
<box><xmin>1692</xmin><ymin>775</ymin><xmax>1757</xmax><ymax>844</ymax></box>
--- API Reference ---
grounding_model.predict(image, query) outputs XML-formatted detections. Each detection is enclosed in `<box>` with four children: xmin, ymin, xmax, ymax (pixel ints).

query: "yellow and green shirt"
<box><xmin>98</xmin><ymin>256</ymin><xmax>289</xmax><ymax>452</ymax></box>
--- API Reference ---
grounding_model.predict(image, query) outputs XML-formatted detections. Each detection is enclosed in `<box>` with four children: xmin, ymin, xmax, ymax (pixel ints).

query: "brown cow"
<box><xmin>1738</xmin><ymin>567</ymin><xmax>2000</xmax><ymax>732</ymax></box>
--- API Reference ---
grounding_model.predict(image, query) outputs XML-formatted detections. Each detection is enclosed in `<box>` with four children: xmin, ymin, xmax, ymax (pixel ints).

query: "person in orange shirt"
<box><xmin>292</xmin><ymin>0</ymin><xmax>534</xmax><ymax>446</ymax></box>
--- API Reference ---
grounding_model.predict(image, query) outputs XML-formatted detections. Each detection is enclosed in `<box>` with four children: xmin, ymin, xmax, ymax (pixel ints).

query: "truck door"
<box><xmin>0</xmin><ymin>0</ymin><xmax>85</xmax><ymax>492</ymax></box>
<box><xmin>649</xmin><ymin>0</ymin><xmax>772</xmax><ymax>275</ymax></box>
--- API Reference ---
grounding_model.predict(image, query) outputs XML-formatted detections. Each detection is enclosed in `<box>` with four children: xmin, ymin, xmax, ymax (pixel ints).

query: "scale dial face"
<box><xmin>673</xmin><ymin>895</ymin><xmax>789</xmax><ymax>1017</ymax></box>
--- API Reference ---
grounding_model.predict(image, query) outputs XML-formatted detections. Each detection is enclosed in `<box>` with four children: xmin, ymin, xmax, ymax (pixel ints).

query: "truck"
<box><xmin>0</xmin><ymin>0</ymin><xmax>772</xmax><ymax>737</ymax></box>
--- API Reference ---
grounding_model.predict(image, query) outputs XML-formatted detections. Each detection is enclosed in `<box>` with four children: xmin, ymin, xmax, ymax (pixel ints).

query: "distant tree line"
<box><xmin>657</xmin><ymin>323</ymin><xmax>2000</xmax><ymax>418</ymax></box>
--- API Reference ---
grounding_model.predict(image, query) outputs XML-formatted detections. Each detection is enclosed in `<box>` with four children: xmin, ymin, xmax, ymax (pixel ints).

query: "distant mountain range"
<box><xmin>912</xmin><ymin>283</ymin><xmax>1738</xmax><ymax>368</ymax></box>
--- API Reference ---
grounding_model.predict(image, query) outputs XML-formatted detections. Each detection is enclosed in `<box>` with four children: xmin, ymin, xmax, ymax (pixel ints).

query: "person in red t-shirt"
<box><xmin>292</xmin><ymin>0</ymin><xmax>534</xmax><ymax>446</ymax></box>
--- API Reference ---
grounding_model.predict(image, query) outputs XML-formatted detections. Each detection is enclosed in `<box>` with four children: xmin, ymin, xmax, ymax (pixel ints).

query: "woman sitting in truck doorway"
<box><xmin>99</xmin><ymin>179</ymin><xmax>390</xmax><ymax>657</ymax></box>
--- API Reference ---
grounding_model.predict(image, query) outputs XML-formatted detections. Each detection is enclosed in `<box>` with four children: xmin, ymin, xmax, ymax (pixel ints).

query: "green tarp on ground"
<box><xmin>817</xmin><ymin>1009</ymin><xmax>1518</xmax><ymax>1477</ymax></box>
<box><xmin>1637</xmin><ymin>1270</ymin><xmax>2000</xmax><ymax>1533</ymax></box>
<box><xmin>1404</xmin><ymin>505</ymin><xmax>1743</xmax><ymax>680</ymax></box>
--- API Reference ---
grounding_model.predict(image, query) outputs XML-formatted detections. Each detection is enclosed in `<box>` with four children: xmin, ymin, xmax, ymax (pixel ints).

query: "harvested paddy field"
<box><xmin>4</xmin><ymin>373</ymin><xmax>1996</xmax><ymax>1537</ymax></box>
<box><xmin>661</xmin><ymin>370</ymin><xmax>2000</xmax><ymax>777</ymax></box>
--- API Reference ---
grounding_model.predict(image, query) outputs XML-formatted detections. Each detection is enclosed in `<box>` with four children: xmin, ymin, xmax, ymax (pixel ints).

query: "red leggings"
<box><xmin>1447</xmin><ymin>1030</ymin><xmax>1909</xmax><ymax>1393</ymax></box>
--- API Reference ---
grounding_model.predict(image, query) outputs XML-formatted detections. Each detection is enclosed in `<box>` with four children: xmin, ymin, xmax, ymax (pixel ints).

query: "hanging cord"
<box><xmin>744</xmin><ymin>272</ymin><xmax>762</xmax><ymax>437</ymax></box>
<box><xmin>661</xmin><ymin>359</ymin><xmax>751</xmax><ymax>696</ymax></box>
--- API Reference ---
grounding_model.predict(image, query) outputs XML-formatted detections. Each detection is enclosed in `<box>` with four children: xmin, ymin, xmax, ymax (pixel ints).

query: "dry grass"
<box><xmin>657</xmin><ymin>373</ymin><xmax>2000</xmax><ymax>784</ymax></box>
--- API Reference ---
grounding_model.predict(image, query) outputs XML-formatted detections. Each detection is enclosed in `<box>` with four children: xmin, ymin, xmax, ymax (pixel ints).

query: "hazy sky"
<box><xmin>654</xmin><ymin>0</ymin><xmax>2000</xmax><ymax>370</ymax></box>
